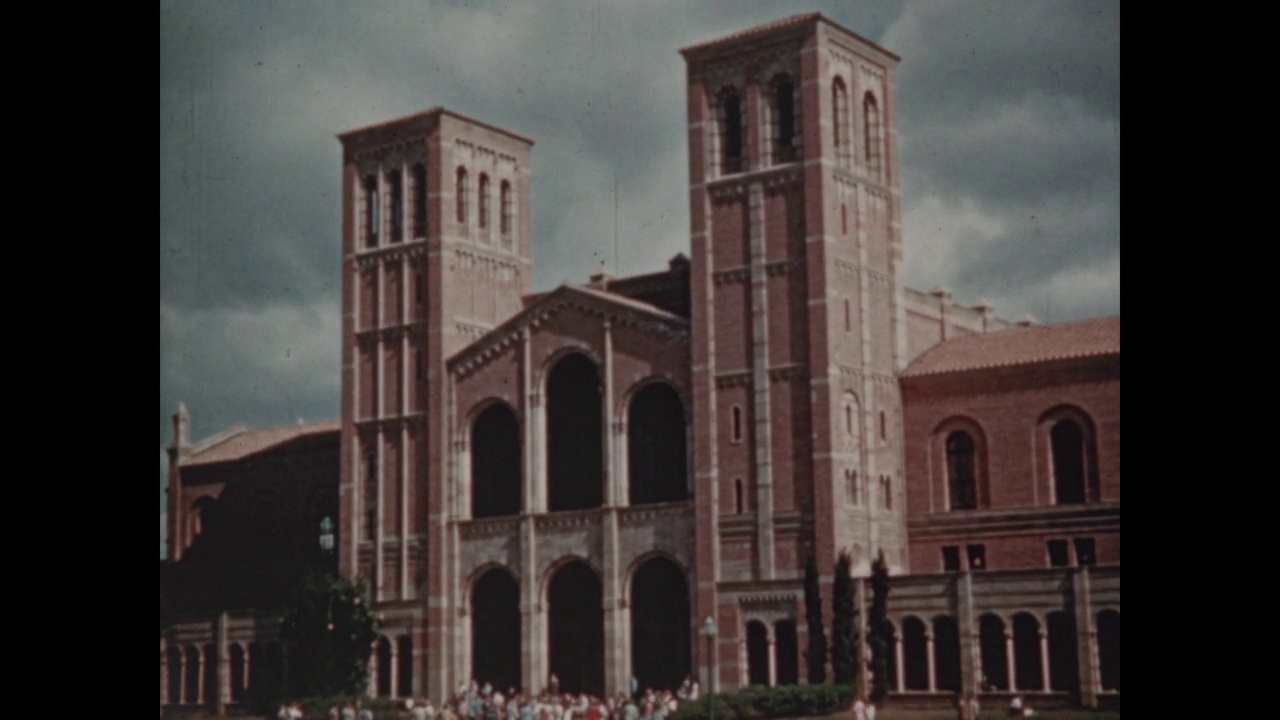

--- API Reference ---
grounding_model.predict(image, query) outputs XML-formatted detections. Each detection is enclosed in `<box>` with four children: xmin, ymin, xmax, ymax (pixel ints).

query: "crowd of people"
<box><xmin>404</xmin><ymin>674</ymin><xmax>703</xmax><ymax>720</ymax></box>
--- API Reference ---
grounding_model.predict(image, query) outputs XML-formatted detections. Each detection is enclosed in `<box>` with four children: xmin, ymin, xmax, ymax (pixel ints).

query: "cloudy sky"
<box><xmin>159</xmin><ymin>1</ymin><xmax>1119</xmax><ymax>554</ymax></box>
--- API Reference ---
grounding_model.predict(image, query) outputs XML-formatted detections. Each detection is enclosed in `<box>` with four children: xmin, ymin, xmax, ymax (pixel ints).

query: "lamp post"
<box><xmin>700</xmin><ymin>616</ymin><xmax>718</xmax><ymax>720</ymax></box>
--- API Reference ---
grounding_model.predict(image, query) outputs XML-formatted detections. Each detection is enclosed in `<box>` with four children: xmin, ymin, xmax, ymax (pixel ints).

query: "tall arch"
<box><xmin>978</xmin><ymin>614</ymin><xmax>1009</xmax><ymax>691</ymax></box>
<box><xmin>398</xmin><ymin>635</ymin><xmax>414</xmax><ymax>698</ymax></box>
<box><xmin>901</xmin><ymin>616</ymin><xmax>928</xmax><ymax>691</ymax></box>
<box><xmin>478</xmin><ymin>173</ymin><xmax>491</xmax><ymax>230</ymax></box>
<box><xmin>933</xmin><ymin>417</ymin><xmax>987</xmax><ymax>510</ymax></box>
<box><xmin>548</xmin><ymin>560</ymin><xmax>604</xmax><ymax>695</ymax></box>
<box><xmin>229</xmin><ymin>643</ymin><xmax>246</xmax><ymax>702</ymax></box>
<box><xmin>166</xmin><ymin>646</ymin><xmax>182</xmax><ymax>704</ymax></box>
<box><xmin>718</xmin><ymin>87</ymin><xmax>744</xmax><ymax>174</ymax></box>
<box><xmin>933</xmin><ymin>616</ymin><xmax>961</xmax><ymax>692</ymax></box>
<box><xmin>456</xmin><ymin>167</ymin><xmax>469</xmax><ymax>225</ymax></box>
<box><xmin>628</xmin><ymin>383</ymin><xmax>688</xmax><ymax>505</ymax></box>
<box><xmin>1012</xmin><ymin>613</ymin><xmax>1043</xmax><ymax>691</ymax></box>
<box><xmin>832</xmin><ymin>76</ymin><xmax>850</xmax><ymax>167</ymax></box>
<box><xmin>774</xmin><ymin>620</ymin><xmax>799</xmax><ymax>686</ymax></box>
<box><xmin>863</xmin><ymin>93</ymin><xmax>882</xmax><ymax>179</ymax></box>
<box><xmin>946</xmin><ymin>432</ymin><xmax>978</xmax><ymax>510</ymax></box>
<box><xmin>472</xmin><ymin>402</ymin><xmax>522</xmax><ymax>518</ymax></box>
<box><xmin>745</xmin><ymin>621</ymin><xmax>769</xmax><ymax>686</ymax></box>
<box><xmin>1046</xmin><ymin>611</ymin><xmax>1078</xmax><ymax>692</ymax></box>
<box><xmin>376</xmin><ymin>636</ymin><xmax>393</xmax><ymax>696</ymax></box>
<box><xmin>202</xmin><ymin>643</ymin><xmax>217</xmax><ymax>706</ymax></box>
<box><xmin>184</xmin><ymin>645</ymin><xmax>200</xmax><ymax>703</ymax></box>
<box><xmin>1038</xmin><ymin>406</ymin><xmax>1099</xmax><ymax>504</ymax></box>
<box><xmin>472</xmin><ymin>567</ymin><xmax>521</xmax><ymax>692</ymax></box>
<box><xmin>630</xmin><ymin>556</ymin><xmax>691</xmax><ymax>690</ymax></box>
<box><xmin>1096</xmin><ymin>610</ymin><xmax>1120</xmax><ymax>691</ymax></box>
<box><xmin>546</xmin><ymin>353</ymin><xmax>604</xmax><ymax>511</ymax></box>
<box><xmin>770</xmin><ymin>74</ymin><xmax>798</xmax><ymax>164</ymax></box>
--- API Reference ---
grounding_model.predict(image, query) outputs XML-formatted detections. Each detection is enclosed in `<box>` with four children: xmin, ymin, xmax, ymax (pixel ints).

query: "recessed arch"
<box><xmin>1046</xmin><ymin>611</ymin><xmax>1078</xmax><ymax>692</ymax></box>
<box><xmin>472</xmin><ymin>566</ymin><xmax>521</xmax><ymax>692</ymax></box>
<box><xmin>769</xmin><ymin>73</ymin><xmax>798</xmax><ymax>164</ymax></box>
<box><xmin>1038</xmin><ymin>405</ymin><xmax>1100</xmax><ymax>504</ymax></box>
<box><xmin>717</xmin><ymin>86</ymin><xmax>744</xmax><ymax>174</ymax></box>
<box><xmin>1096</xmin><ymin>610</ymin><xmax>1120</xmax><ymax>691</ymax></box>
<box><xmin>900</xmin><ymin>616</ymin><xmax>928</xmax><ymax>691</ymax></box>
<box><xmin>978</xmin><ymin>613</ymin><xmax>1009</xmax><ymax>691</ymax></box>
<box><xmin>863</xmin><ymin>92</ymin><xmax>882</xmax><ymax>179</ymax></box>
<box><xmin>932</xmin><ymin>416</ymin><xmax>989</xmax><ymax>511</ymax></box>
<box><xmin>166</xmin><ymin>645</ymin><xmax>182</xmax><ymax>705</ymax></box>
<box><xmin>932</xmin><ymin>615</ymin><xmax>961</xmax><ymax>692</ymax></box>
<box><xmin>229</xmin><ymin>643</ymin><xmax>246</xmax><ymax>702</ymax></box>
<box><xmin>1012</xmin><ymin>612</ymin><xmax>1043</xmax><ymax>691</ymax></box>
<box><xmin>630</xmin><ymin>555</ymin><xmax>691</xmax><ymax>691</ymax></box>
<box><xmin>546</xmin><ymin>352</ymin><xmax>604</xmax><ymax>511</ymax></box>
<box><xmin>375</xmin><ymin>636</ymin><xmax>393</xmax><ymax>696</ymax></box>
<box><xmin>471</xmin><ymin>400</ymin><xmax>522</xmax><ymax>518</ymax></box>
<box><xmin>547</xmin><ymin>559</ymin><xmax>604</xmax><ymax>695</ymax></box>
<box><xmin>627</xmin><ymin>382</ymin><xmax>688</xmax><ymax>505</ymax></box>
<box><xmin>774</xmin><ymin>619</ymin><xmax>799</xmax><ymax>685</ymax></box>
<box><xmin>745</xmin><ymin>620</ymin><xmax>769</xmax><ymax>686</ymax></box>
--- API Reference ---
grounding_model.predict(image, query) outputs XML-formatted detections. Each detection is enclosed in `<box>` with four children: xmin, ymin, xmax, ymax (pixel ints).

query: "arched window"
<box><xmin>500</xmin><ymin>180</ymin><xmax>513</xmax><ymax>237</ymax></box>
<box><xmin>1052</xmin><ymin>420</ymin><xmax>1086</xmax><ymax>504</ymax></box>
<box><xmin>832</xmin><ymin>77</ymin><xmax>850</xmax><ymax>167</ymax></box>
<box><xmin>387</xmin><ymin>169</ymin><xmax>403</xmax><ymax>242</ymax></box>
<box><xmin>863</xmin><ymin>93</ymin><xmax>882</xmax><ymax>179</ymax></box>
<box><xmin>546</xmin><ymin>353</ymin><xmax>604</xmax><ymax>511</ymax></box>
<box><xmin>364</xmin><ymin>175</ymin><xmax>379</xmax><ymax>248</ymax></box>
<box><xmin>771</xmin><ymin>75</ymin><xmax>798</xmax><ymax>164</ymax></box>
<box><xmin>478</xmin><ymin>173</ymin><xmax>490</xmax><ymax>229</ymax></box>
<box><xmin>472</xmin><ymin>403</ymin><xmax>522</xmax><ymax>518</ymax></box>
<box><xmin>364</xmin><ymin>447</ymin><xmax>378</xmax><ymax>541</ymax></box>
<box><xmin>719</xmin><ymin>88</ymin><xmax>744</xmax><ymax>174</ymax></box>
<box><xmin>947</xmin><ymin>431</ymin><xmax>977</xmax><ymax>510</ymax></box>
<box><xmin>412</xmin><ymin>163</ymin><xmax>427</xmax><ymax>237</ymax></box>
<box><xmin>456</xmin><ymin>167</ymin><xmax>469</xmax><ymax>225</ymax></box>
<box><xmin>628</xmin><ymin>383</ymin><xmax>688</xmax><ymax>505</ymax></box>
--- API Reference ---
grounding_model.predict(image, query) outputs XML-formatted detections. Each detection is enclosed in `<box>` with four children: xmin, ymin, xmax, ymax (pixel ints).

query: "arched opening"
<box><xmin>946</xmin><ymin>432</ymin><xmax>977</xmax><ymax>510</ymax></box>
<box><xmin>863</xmin><ymin>93</ymin><xmax>882</xmax><ymax>179</ymax></box>
<box><xmin>933</xmin><ymin>616</ymin><xmax>961</xmax><ymax>693</ymax></box>
<box><xmin>472</xmin><ymin>568</ymin><xmax>521</xmax><ymax>692</ymax></box>
<box><xmin>456</xmin><ymin>167</ymin><xmax>469</xmax><ymax>225</ymax></box>
<box><xmin>167</xmin><ymin>646</ymin><xmax>182</xmax><ymax>704</ymax></box>
<box><xmin>628</xmin><ymin>384</ymin><xmax>688</xmax><ymax>505</ymax></box>
<box><xmin>548</xmin><ymin>561</ymin><xmax>604</xmax><ymax>695</ymax></box>
<box><xmin>774</xmin><ymin>620</ymin><xmax>799</xmax><ymax>685</ymax></box>
<box><xmin>387</xmin><ymin>169</ymin><xmax>403</xmax><ymax>241</ymax></box>
<box><xmin>1046</xmin><ymin>611</ymin><xmax>1078</xmax><ymax>693</ymax></box>
<box><xmin>478</xmin><ymin>173</ymin><xmax>490</xmax><ymax>229</ymax></box>
<box><xmin>412</xmin><ymin>163</ymin><xmax>427</xmax><ymax>237</ymax></box>
<box><xmin>229</xmin><ymin>643</ymin><xmax>246</xmax><ymax>702</ymax></box>
<box><xmin>1012</xmin><ymin>613</ymin><xmax>1043</xmax><ymax>691</ymax></box>
<box><xmin>1052</xmin><ymin>420</ymin><xmax>1087</xmax><ymax>504</ymax></box>
<box><xmin>772</xmin><ymin>75</ymin><xmax>797</xmax><ymax>163</ymax></box>
<box><xmin>364</xmin><ymin>175</ymin><xmax>379</xmax><ymax>248</ymax></box>
<box><xmin>376</xmin><ymin>636</ymin><xmax>393</xmax><ymax>696</ymax></box>
<box><xmin>246</xmin><ymin>642</ymin><xmax>261</xmax><ymax>701</ymax></box>
<box><xmin>547</xmin><ymin>354</ymin><xmax>603</xmax><ymax>511</ymax></box>
<box><xmin>500</xmin><ymin>180</ymin><xmax>513</xmax><ymax>237</ymax></box>
<box><xmin>884</xmin><ymin>620</ymin><xmax>898</xmax><ymax>690</ymax></box>
<box><xmin>1096</xmin><ymin>610</ymin><xmax>1120</xmax><ymax>691</ymax></box>
<box><xmin>472</xmin><ymin>403</ymin><xmax>522</xmax><ymax>518</ymax></box>
<box><xmin>720</xmin><ymin>88</ymin><xmax>743</xmax><ymax>174</ymax></box>
<box><xmin>746</xmin><ymin>621</ymin><xmax>769</xmax><ymax>686</ymax></box>
<box><xmin>901</xmin><ymin>617</ymin><xmax>928</xmax><ymax>691</ymax></box>
<box><xmin>398</xmin><ymin>635</ymin><xmax>414</xmax><ymax>698</ymax></box>
<box><xmin>202</xmin><ymin>643</ymin><xmax>217</xmax><ymax>706</ymax></box>
<box><xmin>832</xmin><ymin>77</ymin><xmax>850</xmax><ymax>166</ymax></box>
<box><xmin>631</xmin><ymin>557</ymin><xmax>691</xmax><ymax>691</ymax></box>
<box><xmin>979</xmin><ymin>614</ymin><xmax>1009</xmax><ymax>691</ymax></box>
<box><xmin>184</xmin><ymin>645</ymin><xmax>200</xmax><ymax>703</ymax></box>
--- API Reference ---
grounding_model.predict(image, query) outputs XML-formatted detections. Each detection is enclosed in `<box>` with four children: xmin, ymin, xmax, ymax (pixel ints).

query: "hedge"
<box><xmin>670</xmin><ymin>683</ymin><xmax>854</xmax><ymax>720</ymax></box>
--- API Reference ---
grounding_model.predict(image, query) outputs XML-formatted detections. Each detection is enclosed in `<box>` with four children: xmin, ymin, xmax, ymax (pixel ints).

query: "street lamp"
<box><xmin>700</xmin><ymin>616</ymin><xmax>717</xmax><ymax>720</ymax></box>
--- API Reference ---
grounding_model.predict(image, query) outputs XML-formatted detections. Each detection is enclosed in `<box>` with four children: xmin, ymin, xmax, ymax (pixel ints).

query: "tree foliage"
<box><xmin>279</xmin><ymin>567</ymin><xmax>380</xmax><ymax>698</ymax></box>
<box><xmin>831</xmin><ymin>551</ymin><xmax>856</xmax><ymax>685</ymax></box>
<box><xmin>868</xmin><ymin>550</ymin><xmax>891</xmax><ymax>703</ymax></box>
<box><xmin>802</xmin><ymin>555</ymin><xmax>827</xmax><ymax>684</ymax></box>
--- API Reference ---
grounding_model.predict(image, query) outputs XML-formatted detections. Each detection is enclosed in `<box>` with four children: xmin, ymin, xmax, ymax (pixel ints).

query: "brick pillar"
<box><xmin>1073</xmin><ymin>568</ymin><xmax>1100</xmax><ymax>708</ymax></box>
<box><xmin>957</xmin><ymin>572</ymin><xmax>979</xmax><ymax>697</ymax></box>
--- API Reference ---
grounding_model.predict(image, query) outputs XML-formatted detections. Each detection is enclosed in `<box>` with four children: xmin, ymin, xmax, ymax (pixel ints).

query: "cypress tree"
<box><xmin>869</xmin><ymin>550</ymin><xmax>892</xmax><ymax>703</ymax></box>
<box><xmin>803</xmin><ymin>554</ymin><xmax>827</xmax><ymax>683</ymax></box>
<box><xmin>831</xmin><ymin>550</ymin><xmax>856</xmax><ymax>685</ymax></box>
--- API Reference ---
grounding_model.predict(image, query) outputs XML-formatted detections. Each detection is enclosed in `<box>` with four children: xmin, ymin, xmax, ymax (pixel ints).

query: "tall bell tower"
<box><xmin>682</xmin><ymin>13</ymin><xmax>908</xmax><ymax>687</ymax></box>
<box><xmin>337</xmin><ymin>108</ymin><xmax>533</xmax><ymax>701</ymax></box>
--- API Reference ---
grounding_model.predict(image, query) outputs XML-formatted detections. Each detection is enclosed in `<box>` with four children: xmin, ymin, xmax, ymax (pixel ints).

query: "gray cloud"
<box><xmin>160</xmin><ymin>1</ymin><xmax>1118</xmax><ymax>454</ymax></box>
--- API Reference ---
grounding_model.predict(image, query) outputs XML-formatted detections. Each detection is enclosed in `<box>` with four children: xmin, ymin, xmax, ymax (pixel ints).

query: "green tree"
<box><xmin>868</xmin><ymin>551</ymin><xmax>891</xmax><ymax>703</ymax></box>
<box><xmin>802</xmin><ymin>555</ymin><xmax>827</xmax><ymax>683</ymax></box>
<box><xmin>831</xmin><ymin>551</ymin><xmax>856</xmax><ymax>685</ymax></box>
<box><xmin>279</xmin><ymin>567</ymin><xmax>380</xmax><ymax>698</ymax></box>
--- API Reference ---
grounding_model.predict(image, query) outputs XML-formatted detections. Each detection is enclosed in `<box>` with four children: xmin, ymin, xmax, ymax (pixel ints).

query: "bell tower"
<box><xmin>682</xmin><ymin>13</ymin><xmax>908</xmax><ymax>687</ymax></box>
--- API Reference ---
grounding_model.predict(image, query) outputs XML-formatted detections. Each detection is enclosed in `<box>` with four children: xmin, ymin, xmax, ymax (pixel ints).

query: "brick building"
<box><xmin>160</xmin><ymin>12</ymin><xmax>1118</xmax><ymax>714</ymax></box>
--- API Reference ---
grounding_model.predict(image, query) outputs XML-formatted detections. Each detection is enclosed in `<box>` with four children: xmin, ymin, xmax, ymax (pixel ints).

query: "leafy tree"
<box><xmin>279</xmin><ymin>567</ymin><xmax>380</xmax><ymax>698</ymax></box>
<box><xmin>868</xmin><ymin>550</ymin><xmax>891</xmax><ymax>703</ymax></box>
<box><xmin>831</xmin><ymin>551</ymin><xmax>856</xmax><ymax>685</ymax></box>
<box><xmin>802</xmin><ymin>555</ymin><xmax>827</xmax><ymax>683</ymax></box>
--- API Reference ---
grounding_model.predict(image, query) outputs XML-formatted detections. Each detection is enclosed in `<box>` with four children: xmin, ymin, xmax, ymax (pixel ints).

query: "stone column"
<box><xmin>180</xmin><ymin>650</ymin><xmax>188</xmax><ymax>705</ymax></box>
<box><xmin>1004</xmin><ymin>631</ymin><xmax>1015</xmax><ymax>692</ymax></box>
<box><xmin>894</xmin><ymin>634</ymin><xmax>904</xmax><ymax>693</ymax></box>
<box><xmin>1073</xmin><ymin>567</ymin><xmax>1100</xmax><ymax>708</ymax></box>
<box><xmin>197</xmin><ymin>648</ymin><xmax>207</xmax><ymax>705</ymax></box>
<box><xmin>390</xmin><ymin>640</ymin><xmax>400</xmax><ymax>698</ymax></box>
<box><xmin>747</xmin><ymin>181</ymin><xmax>775</xmax><ymax>580</ymax></box>
<box><xmin>1038</xmin><ymin>630</ymin><xmax>1050</xmax><ymax>692</ymax></box>
<box><xmin>925</xmin><ymin>631</ymin><xmax>936</xmax><ymax>692</ymax></box>
<box><xmin>766</xmin><ymin>626</ymin><xmax>777</xmax><ymax>688</ymax></box>
<box><xmin>160</xmin><ymin>640</ymin><xmax>169</xmax><ymax>707</ymax></box>
<box><xmin>243</xmin><ymin>647</ymin><xmax>251</xmax><ymax>697</ymax></box>
<box><xmin>216</xmin><ymin>612</ymin><xmax>229</xmax><ymax>715</ymax></box>
<box><xmin>957</xmin><ymin>572</ymin><xmax>979</xmax><ymax>697</ymax></box>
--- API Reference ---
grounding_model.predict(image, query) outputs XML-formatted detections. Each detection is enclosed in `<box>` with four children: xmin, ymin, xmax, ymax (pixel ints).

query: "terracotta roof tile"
<box><xmin>902</xmin><ymin>316</ymin><xmax>1119</xmax><ymax>378</ymax></box>
<box><xmin>184</xmin><ymin>419</ymin><xmax>340</xmax><ymax>467</ymax></box>
<box><xmin>680</xmin><ymin>13</ymin><xmax>821</xmax><ymax>54</ymax></box>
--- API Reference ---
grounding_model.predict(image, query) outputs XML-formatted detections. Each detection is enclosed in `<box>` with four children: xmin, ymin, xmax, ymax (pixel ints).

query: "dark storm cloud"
<box><xmin>159</xmin><ymin>0</ymin><xmax>1118</xmax><ymax>452</ymax></box>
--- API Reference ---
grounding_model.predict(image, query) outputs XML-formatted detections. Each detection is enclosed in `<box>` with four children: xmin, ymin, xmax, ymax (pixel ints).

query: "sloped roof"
<box><xmin>680</xmin><ymin>12</ymin><xmax>900</xmax><ymax>61</ymax></box>
<box><xmin>902</xmin><ymin>316</ymin><xmax>1120</xmax><ymax>378</ymax></box>
<box><xmin>183</xmin><ymin>419</ymin><xmax>340</xmax><ymax>467</ymax></box>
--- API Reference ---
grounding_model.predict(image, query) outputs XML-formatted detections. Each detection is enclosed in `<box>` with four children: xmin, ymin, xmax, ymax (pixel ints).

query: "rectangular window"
<box><xmin>966</xmin><ymin>544</ymin><xmax>987</xmax><ymax>570</ymax></box>
<box><xmin>1047</xmin><ymin>539</ymin><xmax>1070</xmax><ymax>567</ymax></box>
<box><xmin>1074</xmin><ymin>537</ymin><xmax>1097</xmax><ymax>566</ymax></box>
<box><xmin>942</xmin><ymin>546</ymin><xmax>961</xmax><ymax>572</ymax></box>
